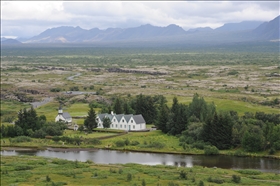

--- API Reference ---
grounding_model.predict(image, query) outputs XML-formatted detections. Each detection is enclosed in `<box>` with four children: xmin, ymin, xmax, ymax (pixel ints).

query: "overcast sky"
<box><xmin>1</xmin><ymin>1</ymin><xmax>279</xmax><ymax>38</ymax></box>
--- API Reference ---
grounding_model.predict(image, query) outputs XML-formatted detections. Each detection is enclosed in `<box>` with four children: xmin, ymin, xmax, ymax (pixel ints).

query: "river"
<box><xmin>1</xmin><ymin>149</ymin><xmax>279</xmax><ymax>173</ymax></box>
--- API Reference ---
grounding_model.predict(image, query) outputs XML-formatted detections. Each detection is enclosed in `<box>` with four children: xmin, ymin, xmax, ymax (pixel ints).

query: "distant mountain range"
<box><xmin>2</xmin><ymin>15</ymin><xmax>279</xmax><ymax>44</ymax></box>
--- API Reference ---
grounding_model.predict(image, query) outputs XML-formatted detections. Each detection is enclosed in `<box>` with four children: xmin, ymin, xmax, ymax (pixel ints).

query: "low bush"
<box><xmin>204</xmin><ymin>145</ymin><xmax>219</xmax><ymax>155</ymax></box>
<box><xmin>87</xmin><ymin>138</ymin><xmax>101</xmax><ymax>145</ymax></box>
<box><xmin>207</xmin><ymin>176</ymin><xmax>224</xmax><ymax>184</ymax></box>
<box><xmin>130</xmin><ymin>140</ymin><xmax>140</xmax><ymax>146</ymax></box>
<box><xmin>232</xmin><ymin>175</ymin><xmax>241</xmax><ymax>183</ymax></box>
<box><xmin>146</xmin><ymin>142</ymin><xmax>165</xmax><ymax>149</ymax></box>
<box><xmin>11</xmin><ymin>136</ymin><xmax>32</xmax><ymax>143</ymax></box>
<box><xmin>191</xmin><ymin>141</ymin><xmax>206</xmax><ymax>150</ymax></box>
<box><xmin>237</xmin><ymin>169</ymin><xmax>261</xmax><ymax>175</ymax></box>
<box><xmin>115</xmin><ymin>140</ymin><xmax>125</xmax><ymax>147</ymax></box>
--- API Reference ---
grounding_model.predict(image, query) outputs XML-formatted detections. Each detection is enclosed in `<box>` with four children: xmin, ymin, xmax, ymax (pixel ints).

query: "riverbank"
<box><xmin>1</xmin><ymin>155</ymin><xmax>279</xmax><ymax>186</ymax></box>
<box><xmin>1</xmin><ymin>145</ymin><xmax>280</xmax><ymax>160</ymax></box>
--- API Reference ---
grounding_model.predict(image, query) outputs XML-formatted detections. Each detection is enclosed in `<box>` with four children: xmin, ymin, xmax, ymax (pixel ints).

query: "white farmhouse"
<box><xmin>55</xmin><ymin>106</ymin><xmax>72</xmax><ymax>123</ymax></box>
<box><xmin>97</xmin><ymin>112</ymin><xmax>146</xmax><ymax>131</ymax></box>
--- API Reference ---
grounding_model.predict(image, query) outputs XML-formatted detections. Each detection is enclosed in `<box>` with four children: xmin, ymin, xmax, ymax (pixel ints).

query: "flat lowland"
<box><xmin>1</xmin><ymin>155</ymin><xmax>279</xmax><ymax>186</ymax></box>
<box><xmin>1</xmin><ymin>49</ymin><xmax>279</xmax><ymax>124</ymax></box>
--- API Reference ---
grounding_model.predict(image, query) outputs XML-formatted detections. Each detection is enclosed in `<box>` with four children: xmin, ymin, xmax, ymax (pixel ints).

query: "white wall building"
<box><xmin>55</xmin><ymin>106</ymin><xmax>72</xmax><ymax>123</ymax></box>
<box><xmin>97</xmin><ymin>112</ymin><xmax>146</xmax><ymax>131</ymax></box>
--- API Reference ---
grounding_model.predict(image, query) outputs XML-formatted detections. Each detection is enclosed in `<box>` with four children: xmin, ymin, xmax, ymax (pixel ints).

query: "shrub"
<box><xmin>46</xmin><ymin>175</ymin><xmax>51</xmax><ymax>182</ymax></box>
<box><xmin>115</xmin><ymin>140</ymin><xmax>125</xmax><ymax>147</ymax></box>
<box><xmin>11</xmin><ymin>136</ymin><xmax>32</xmax><ymax>143</ymax></box>
<box><xmin>127</xmin><ymin>173</ymin><xmax>132</xmax><ymax>181</ymax></box>
<box><xmin>179</xmin><ymin>170</ymin><xmax>187</xmax><ymax>179</ymax></box>
<box><xmin>124</xmin><ymin>138</ymin><xmax>130</xmax><ymax>146</ymax></box>
<box><xmin>191</xmin><ymin>141</ymin><xmax>206</xmax><ymax>150</ymax></box>
<box><xmin>198</xmin><ymin>180</ymin><xmax>204</xmax><ymax>186</ymax></box>
<box><xmin>227</xmin><ymin>70</ymin><xmax>239</xmax><ymax>75</ymax></box>
<box><xmin>130</xmin><ymin>140</ymin><xmax>140</xmax><ymax>146</ymax></box>
<box><xmin>204</xmin><ymin>145</ymin><xmax>219</xmax><ymax>155</ymax></box>
<box><xmin>237</xmin><ymin>169</ymin><xmax>261</xmax><ymax>175</ymax></box>
<box><xmin>87</xmin><ymin>138</ymin><xmax>101</xmax><ymax>145</ymax></box>
<box><xmin>232</xmin><ymin>175</ymin><xmax>241</xmax><ymax>183</ymax></box>
<box><xmin>207</xmin><ymin>176</ymin><xmax>224</xmax><ymax>184</ymax></box>
<box><xmin>147</xmin><ymin>142</ymin><xmax>165</xmax><ymax>149</ymax></box>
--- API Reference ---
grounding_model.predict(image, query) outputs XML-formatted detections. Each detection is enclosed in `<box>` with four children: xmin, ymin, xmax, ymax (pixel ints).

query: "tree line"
<box><xmin>104</xmin><ymin>93</ymin><xmax>280</xmax><ymax>153</ymax></box>
<box><xmin>1</xmin><ymin>93</ymin><xmax>279</xmax><ymax>153</ymax></box>
<box><xmin>0</xmin><ymin>107</ymin><xmax>67</xmax><ymax>138</ymax></box>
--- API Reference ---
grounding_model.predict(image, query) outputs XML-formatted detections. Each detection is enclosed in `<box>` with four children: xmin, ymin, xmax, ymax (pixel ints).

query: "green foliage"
<box><xmin>130</xmin><ymin>140</ymin><xmax>140</xmax><ymax>146</ymax></box>
<box><xmin>237</xmin><ymin>169</ymin><xmax>261</xmax><ymax>175</ymax></box>
<box><xmin>84</xmin><ymin>106</ymin><xmax>97</xmax><ymax>132</ymax></box>
<box><xmin>127</xmin><ymin>173</ymin><xmax>132</xmax><ymax>181</ymax></box>
<box><xmin>145</xmin><ymin>141</ymin><xmax>165</xmax><ymax>149</ymax></box>
<box><xmin>227</xmin><ymin>70</ymin><xmax>239</xmax><ymax>75</ymax></box>
<box><xmin>113</xmin><ymin>97</ymin><xmax>123</xmax><ymax>114</ymax></box>
<box><xmin>69</xmin><ymin>86</ymin><xmax>79</xmax><ymax>91</ymax></box>
<box><xmin>204</xmin><ymin>145</ymin><xmax>219</xmax><ymax>155</ymax></box>
<box><xmin>198</xmin><ymin>180</ymin><xmax>204</xmax><ymax>186</ymax></box>
<box><xmin>46</xmin><ymin>175</ymin><xmax>51</xmax><ymax>182</ymax></box>
<box><xmin>232</xmin><ymin>175</ymin><xmax>241</xmax><ymax>183</ymax></box>
<box><xmin>115</xmin><ymin>140</ymin><xmax>126</xmax><ymax>147</ymax></box>
<box><xmin>179</xmin><ymin>170</ymin><xmax>187</xmax><ymax>179</ymax></box>
<box><xmin>50</xmin><ymin>87</ymin><xmax>62</xmax><ymax>92</ymax></box>
<box><xmin>202</xmin><ymin>111</ymin><xmax>233</xmax><ymax>150</ymax></box>
<box><xmin>11</xmin><ymin>136</ymin><xmax>32</xmax><ymax>143</ymax></box>
<box><xmin>207</xmin><ymin>176</ymin><xmax>224</xmax><ymax>184</ymax></box>
<box><xmin>242</xmin><ymin>126</ymin><xmax>265</xmax><ymax>152</ymax></box>
<box><xmin>102</xmin><ymin>117</ymin><xmax>111</xmax><ymax>129</ymax></box>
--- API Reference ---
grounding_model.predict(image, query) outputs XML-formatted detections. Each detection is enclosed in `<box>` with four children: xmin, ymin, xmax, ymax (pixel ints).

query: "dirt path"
<box><xmin>30</xmin><ymin>97</ymin><xmax>53</xmax><ymax>108</ymax></box>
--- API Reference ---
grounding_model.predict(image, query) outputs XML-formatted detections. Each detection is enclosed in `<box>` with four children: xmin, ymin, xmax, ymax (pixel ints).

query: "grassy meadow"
<box><xmin>1</xmin><ymin>155</ymin><xmax>279</xmax><ymax>186</ymax></box>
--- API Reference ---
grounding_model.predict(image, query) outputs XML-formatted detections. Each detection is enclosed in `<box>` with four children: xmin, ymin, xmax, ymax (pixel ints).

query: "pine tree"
<box><xmin>156</xmin><ymin>101</ymin><xmax>169</xmax><ymax>133</ymax></box>
<box><xmin>84</xmin><ymin>106</ymin><xmax>97</xmax><ymax>133</ymax></box>
<box><xmin>102</xmin><ymin>117</ymin><xmax>111</xmax><ymax>129</ymax></box>
<box><xmin>113</xmin><ymin>97</ymin><xmax>123</xmax><ymax>114</ymax></box>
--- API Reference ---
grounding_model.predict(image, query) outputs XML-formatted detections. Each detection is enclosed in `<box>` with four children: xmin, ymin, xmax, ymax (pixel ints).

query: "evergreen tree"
<box><xmin>102</xmin><ymin>117</ymin><xmax>111</xmax><ymax>129</ymax></box>
<box><xmin>202</xmin><ymin>111</ymin><xmax>234</xmax><ymax>150</ymax></box>
<box><xmin>189</xmin><ymin>93</ymin><xmax>209</xmax><ymax>122</ymax></box>
<box><xmin>123</xmin><ymin>101</ymin><xmax>134</xmax><ymax>114</ymax></box>
<box><xmin>134</xmin><ymin>94</ymin><xmax>157</xmax><ymax>124</ymax></box>
<box><xmin>84</xmin><ymin>106</ymin><xmax>97</xmax><ymax>133</ymax></box>
<box><xmin>113</xmin><ymin>97</ymin><xmax>123</xmax><ymax>114</ymax></box>
<box><xmin>156</xmin><ymin>99</ymin><xmax>169</xmax><ymax>133</ymax></box>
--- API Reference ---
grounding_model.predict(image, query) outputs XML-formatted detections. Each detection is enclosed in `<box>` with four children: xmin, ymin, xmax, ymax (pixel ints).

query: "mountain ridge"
<box><xmin>19</xmin><ymin>15</ymin><xmax>280</xmax><ymax>44</ymax></box>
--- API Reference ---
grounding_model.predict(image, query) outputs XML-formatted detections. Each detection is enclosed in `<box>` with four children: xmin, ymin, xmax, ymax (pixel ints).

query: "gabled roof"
<box><xmin>133</xmin><ymin>114</ymin><xmax>146</xmax><ymax>124</ymax></box>
<box><xmin>105</xmin><ymin>114</ymin><xmax>114</xmax><ymax>120</ymax></box>
<box><xmin>62</xmin><ymin>112</ymin><xmax>72</xmax><ymax>119</ymax></box>
<box><xmin>115</xmin><ymin>114</ymin><xmax>124</xmax><ymax>122</ymax></box>
<box><xmin>124</xmin><ymin>114</ymin><xmax>133</xmax><ymax>123</ymax></box>
<box><xmin>98</xmin><ymin>113</ymin><xmax>107</xmax><ymax>121</ymax></box>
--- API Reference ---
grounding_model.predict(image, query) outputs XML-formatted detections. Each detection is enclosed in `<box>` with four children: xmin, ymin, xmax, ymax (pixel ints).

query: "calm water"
<box><xmin>1</xmin><ymin>149</ymin><xmax>279</xmax><ymax>173</ymax></box>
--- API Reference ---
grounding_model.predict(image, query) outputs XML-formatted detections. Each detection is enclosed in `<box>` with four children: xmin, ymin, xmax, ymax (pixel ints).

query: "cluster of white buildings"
<box><xmin>55</xmin><ymin>107</ymin><xmax>146</xmax><ymax>131</ymax></box>
<box><xmin>97</xmin><ymin>112</ymin><xmax>146</xmax><ymax>131</ymax></box>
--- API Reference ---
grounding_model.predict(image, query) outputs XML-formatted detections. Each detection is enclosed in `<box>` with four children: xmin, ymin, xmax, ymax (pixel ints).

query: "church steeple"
<box><xmin>58</xmin><ymin>105</ymin><xmax>63</xmax><ymax>115</ymax></box>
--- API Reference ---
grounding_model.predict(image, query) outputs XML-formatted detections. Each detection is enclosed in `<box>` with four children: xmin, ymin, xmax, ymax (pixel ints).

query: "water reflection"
<box><xmin>1</xmin><ymin>149</ymin><xmax>279</xmax><ymax>173</ymax></box>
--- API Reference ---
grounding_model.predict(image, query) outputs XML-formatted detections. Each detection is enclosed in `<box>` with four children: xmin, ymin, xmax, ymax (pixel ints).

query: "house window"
<box><xmin>124</xmin><ymin>125</ymin><xmax>126</xmax><ymax>128</ymax></box>
<box><xmin>116</xmin><ymin>124</ymin><xmax>117</xmax><ymax>128</ymax></box>
<box><xmin>122</xmin><ymin>119</ymin><xmax>124</xmax><ymax>122</ymax></box>
<box><xmin>131</xmin><ymin>120</ymin><xmax>133</xmax><ymax>123</ymax></box>
<box><xmin>120</xmin><ymin>125</ymin><xmax>122</xmax><ymax>128</ymax></box>
<box><xmin>133</xmin><ymin>125</ymin><xmax>135</xmax><ymax>129</ymax></box>
<box><xmin>114</xmin><ymin>119</ymin><xmax>116</xmax><ymax>122</ymax></box>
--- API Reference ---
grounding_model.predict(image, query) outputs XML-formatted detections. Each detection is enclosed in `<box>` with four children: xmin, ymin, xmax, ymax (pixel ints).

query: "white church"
<box><xmin>96</xmin><ymin>111</ymin><xmax>146</xmax><ymax>131</ymax></box>
<box><xmin>55</xmin><ymin>106</ymin><xmax>72</xmax><ymax>123</ymax></box>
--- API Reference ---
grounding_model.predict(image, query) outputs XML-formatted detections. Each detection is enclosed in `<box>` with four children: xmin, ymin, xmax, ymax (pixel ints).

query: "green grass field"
<box><xmin>1</xmin><ymin>155</ymin><xmax>279</xmax><ymax>186</ymax></box>
<box><xmin>165</xmin><ymin>95</ymin><xmax>280</xmax><ymax>115</ymax></box>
